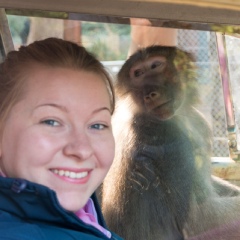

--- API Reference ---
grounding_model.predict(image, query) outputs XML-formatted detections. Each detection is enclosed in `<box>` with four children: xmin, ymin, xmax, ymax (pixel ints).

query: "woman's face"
<box><xmin>0</xmin><ymin>65</ymin><xmax>115</xmax><ymax>212</ymax></box>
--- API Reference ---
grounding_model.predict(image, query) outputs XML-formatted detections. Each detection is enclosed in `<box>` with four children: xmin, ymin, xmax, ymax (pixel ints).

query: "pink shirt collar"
<box><xmin>75</xmin><ymin>198</ymin><xmax>111</xmax><ymax>238</ymax></box>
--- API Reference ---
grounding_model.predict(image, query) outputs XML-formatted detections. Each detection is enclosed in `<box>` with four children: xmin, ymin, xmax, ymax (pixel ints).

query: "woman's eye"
<box><xmin>90</xmin><ymin>124</ymin><xmax>107</xmax><ymax>130</ymax></box>
<box><xmin>41</xmin><ymin>119</ymin><xmax>60</xmax><ymax>127</ymax></box>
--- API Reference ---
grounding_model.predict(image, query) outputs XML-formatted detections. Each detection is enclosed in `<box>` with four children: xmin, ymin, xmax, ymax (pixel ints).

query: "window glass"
<box><xmin>5</xmin><ymin>11</ymin><xmax>240</xmax><ymax>239</ymax></box>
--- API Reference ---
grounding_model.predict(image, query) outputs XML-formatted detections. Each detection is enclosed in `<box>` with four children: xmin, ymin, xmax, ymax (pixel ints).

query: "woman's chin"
<box><xmin>57</xmin><ymin>192</ymin><xmax>87</xmax><ymax>212</ymax></box>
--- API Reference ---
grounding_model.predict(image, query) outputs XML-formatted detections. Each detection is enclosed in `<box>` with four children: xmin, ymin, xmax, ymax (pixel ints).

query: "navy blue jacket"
<box><xmin>0</xmin><ymin>177</ymin><xmax>123</xmax><ymax>240</ymax></box>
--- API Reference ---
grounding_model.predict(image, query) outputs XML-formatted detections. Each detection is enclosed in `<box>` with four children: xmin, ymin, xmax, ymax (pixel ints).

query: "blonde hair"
<box><xmin>0</xmin><ymin>37</ymin><xmax>115</xmax><ymax>124</ymax></box>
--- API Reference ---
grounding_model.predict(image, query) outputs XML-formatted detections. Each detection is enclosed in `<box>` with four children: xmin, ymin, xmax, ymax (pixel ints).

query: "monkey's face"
<box><xmin>128</xmin><ymin>56</ymin><xmax>184</xmax><ymax>120</ymax></box>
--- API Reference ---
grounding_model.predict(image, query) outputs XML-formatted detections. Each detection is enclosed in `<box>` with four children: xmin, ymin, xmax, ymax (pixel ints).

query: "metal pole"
<box><xmin>0</xmin><ymin>8</ymin><xmax>14</xmax><ymax>55</ymax></box>
<box><xmin>216</xmin><ymin>32</ymin><xmax>240</xmax><ymax>160</ymax></box>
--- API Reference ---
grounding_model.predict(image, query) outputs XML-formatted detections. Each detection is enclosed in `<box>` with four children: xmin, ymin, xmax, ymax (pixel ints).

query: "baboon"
<box><xmin>101</xmin><ymin>46</ymin><xmax>240</xmax><ymax>240</ymax></box>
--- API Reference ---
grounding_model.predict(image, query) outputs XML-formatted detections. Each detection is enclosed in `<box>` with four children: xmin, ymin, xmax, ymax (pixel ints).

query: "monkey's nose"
<box><xmin>144</xmin><ymin>91</ymin><xmax>160</xmax><ymax>103</ymax></box>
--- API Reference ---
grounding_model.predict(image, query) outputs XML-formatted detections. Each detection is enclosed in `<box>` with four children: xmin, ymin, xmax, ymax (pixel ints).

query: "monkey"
<box><xmin>101</xmin><ymin>46</ymin><xmax>240</xmax><ymax>240</ymax></box>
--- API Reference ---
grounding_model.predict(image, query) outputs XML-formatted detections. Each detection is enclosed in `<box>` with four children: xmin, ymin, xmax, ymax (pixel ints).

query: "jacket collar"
<box><xmin>0</xmin><ymin>176</ymin><xmax>105</xmax><ymax>233</ymax></box>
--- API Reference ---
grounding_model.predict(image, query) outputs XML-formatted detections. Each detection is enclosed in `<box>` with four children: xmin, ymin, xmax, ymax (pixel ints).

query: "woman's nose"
<box><xmin>63</xmin><ymin>132</ymin><xmax>94</xmax><ymax>160</ymax></box>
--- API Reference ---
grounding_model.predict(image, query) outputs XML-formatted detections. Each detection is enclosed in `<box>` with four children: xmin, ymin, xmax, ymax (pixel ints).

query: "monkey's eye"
<box><xmin>151</xmin><ymin>61</ymin><xmax>163</xmax><ymax>69</ymax></box>
<box><xmin>134</xmin><ymin>69</ymin><xmax>144</xmax><ymax>77</ymax></box>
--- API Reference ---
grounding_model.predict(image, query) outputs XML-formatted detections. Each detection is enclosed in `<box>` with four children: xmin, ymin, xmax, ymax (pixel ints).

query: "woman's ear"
<box><xmin>0</xmin><ymin>134</ymin><xmax>2</xmax><ymax>156</ymax></box>
<box><xmin>0</xmin><ymin>133</ymin><xmax>2</xmax><ymax>158</ymax></box>
<box><xmin>0</xmin><ymin>149</ymin><xmax>3</xmax><ymax>176</ymax></box>
<box><xmin>0</xmin><ymin>146</ymin><xmax>5</xmax><ymax>177</ymax></box>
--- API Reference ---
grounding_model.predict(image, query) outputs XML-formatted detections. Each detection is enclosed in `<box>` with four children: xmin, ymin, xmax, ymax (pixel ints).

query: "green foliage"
<box><xmin>7</xmin><ymin>15</ymin><xmax>30</xmax><ymax>45</ymax></box>
<box><xmin>86</xmin><ymin>39</ymin><xmax>121</xmax><ymax>61</ymax></box>
<box><xmin>82</xmin><ymin>22</ymin><xmax>130</xmax><ymax>37</ymax></box>
<box><xmin>7</xmin><ymin>16</ymin><xmax>130</xmax><ymax>60</ymax></box>
<box><xmin>211</xmin><ymin>25</ymin><xmax>240</xmax><ymax>34</ymax></box>
<box><xmin>82</xmin><ymin>22</ymin><xmax>130</xmax><ymax>61</ymax></box>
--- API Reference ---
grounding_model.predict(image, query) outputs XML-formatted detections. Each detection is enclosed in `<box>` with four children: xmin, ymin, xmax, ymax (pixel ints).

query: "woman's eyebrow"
<box><xmin>93</xmin><ymin>107</ymin><xmax>111</xmax><ymax>114</ymax></box>
<box><xmin>35</xmin><ymin>104</ymin><xmax>110</xmax><ymax>114</ymax></box>
<box><xmin>34</xmin><ymin>103</ymin><xmax>68</xmax><ymax>112</ymax></box>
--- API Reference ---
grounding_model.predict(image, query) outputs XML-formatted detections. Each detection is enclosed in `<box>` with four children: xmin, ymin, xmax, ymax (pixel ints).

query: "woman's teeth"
<box><xmin>52</xmin><ymin>169</ymin><xmax>88</xmax><ymax>179</ymax></box>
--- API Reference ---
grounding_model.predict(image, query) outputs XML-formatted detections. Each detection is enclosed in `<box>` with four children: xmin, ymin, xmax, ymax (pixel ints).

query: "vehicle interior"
<box><xmin>0</xmin><ymin>0</ymin><xmax>240</xmax><ymax>239</ymax></box>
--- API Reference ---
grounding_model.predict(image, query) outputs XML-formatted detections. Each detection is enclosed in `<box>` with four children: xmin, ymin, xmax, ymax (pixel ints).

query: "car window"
<box><xmin>1</xmin><ymin>5</ymin><xmax>240</xmax><ymax>239</ymax></box>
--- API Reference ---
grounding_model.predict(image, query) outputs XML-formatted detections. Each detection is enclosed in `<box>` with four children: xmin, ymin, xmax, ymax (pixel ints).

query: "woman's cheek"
<box><xmin>26</xmin><ymin>133</ymin><xmax>62</xmax><ymax>163</ymax></box>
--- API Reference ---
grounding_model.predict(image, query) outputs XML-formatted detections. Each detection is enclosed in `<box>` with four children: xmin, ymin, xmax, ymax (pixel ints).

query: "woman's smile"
<box><xmin>50</xmin><ymin>168</ymin><xmax>91</xmax><ymax>183</ymax></box>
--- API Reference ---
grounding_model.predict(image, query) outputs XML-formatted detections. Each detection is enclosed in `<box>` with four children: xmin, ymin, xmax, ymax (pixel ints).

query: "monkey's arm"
<box><xmin>211</xmin><ymin>175</ymin><xmax>240</xmax><ymax>197</ymax></box>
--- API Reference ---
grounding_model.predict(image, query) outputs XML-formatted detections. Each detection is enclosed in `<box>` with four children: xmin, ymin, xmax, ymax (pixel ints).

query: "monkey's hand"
<box><xmin>129</xmin><ymin>145</ymin><xmax>164</xmax><ymax>192</ymax></box>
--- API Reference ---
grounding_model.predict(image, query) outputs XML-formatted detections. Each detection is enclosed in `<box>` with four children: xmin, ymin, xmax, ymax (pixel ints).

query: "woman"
<box><xmin>0</xmin><ymin>37</ymin><xmax>122</xmax><ymax>240</ymax></box>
